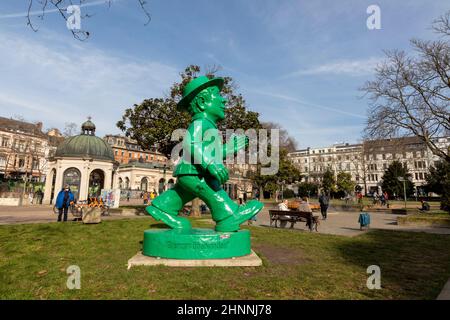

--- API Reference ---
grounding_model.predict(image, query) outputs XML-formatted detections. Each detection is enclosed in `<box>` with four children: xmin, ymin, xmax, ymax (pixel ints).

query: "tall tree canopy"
<box><xmin>336</xmin><ymin>171</ymin><xmax>355</xmax><ymax>196</ymax></box>
<box><xmin>381</xmin><ymin>161</ymin><xmax>414</xmax><ymax>198</ymax></box>
<box><xmin>321</xmin><ymin>169</ymin><xmax>336</xmax><ymax>195</ymax></box>
<box><xmin>426</xmin><ymin>161</ymin><xmax>450</xmax><ymax>211</ymax></box>
<box><xmin>362</xmin><ymin>11</ymin><xmax>450</xmax><ymax>162</ymax></box>
<box><xmin>117</xmin><ymin>65</ymin><xmax>261</xmax><ymax>158</ymax></box>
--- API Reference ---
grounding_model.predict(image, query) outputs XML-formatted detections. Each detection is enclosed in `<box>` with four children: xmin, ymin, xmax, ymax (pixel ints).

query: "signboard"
<box><xmin>100</xmin><ymin>189</ymin><xmax>121</xmax><ymax>208</ymax></box>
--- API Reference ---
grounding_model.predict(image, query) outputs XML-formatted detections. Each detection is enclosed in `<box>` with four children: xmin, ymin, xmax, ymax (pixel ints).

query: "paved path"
<box><xmin>251</xmin><ymin>206</ymin><xmax>450</xmax><ymax>237</ymax></box>
<box><xmin>1</xmin><ymin>204</ymin><xmax>450</xmax><ymax>237</ymax></box>
<box><xmin>0</xmin><ymin>205</ymin><xmax>145</xmax><ymax>225</ymax></box>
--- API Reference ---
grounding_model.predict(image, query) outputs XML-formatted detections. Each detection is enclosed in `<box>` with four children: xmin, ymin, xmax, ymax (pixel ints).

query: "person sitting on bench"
<box><xmin>419</xmin><ymin>199</ymin><xmax>430</xmax><ymax>212</ymax></box>
<box><xmin>277</xmin><ymin>199</ymin><xmax>293</xmax><ymax>227</ymax></box>
<box><xmin>278</xmin><ymin>199</ymin><xmax>289</xmax><ymax>211</ymax></box>
<box><xmin>298</xmin><ymin>197</ymin><xmax>318</xmax><ymax>230</ymax></box>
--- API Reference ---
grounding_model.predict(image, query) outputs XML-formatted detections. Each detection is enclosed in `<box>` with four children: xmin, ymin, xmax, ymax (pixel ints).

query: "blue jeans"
<box><xmin>58</xmin><ymin>206</ymin><xmax>68</xmax><ymax>221</ymax></box>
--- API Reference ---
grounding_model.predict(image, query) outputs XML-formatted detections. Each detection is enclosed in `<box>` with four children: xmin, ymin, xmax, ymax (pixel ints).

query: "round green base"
<box><xmin>142</xmin><ymin>228</ymin><xmax>251</xmax><ymax>259</ymax></box>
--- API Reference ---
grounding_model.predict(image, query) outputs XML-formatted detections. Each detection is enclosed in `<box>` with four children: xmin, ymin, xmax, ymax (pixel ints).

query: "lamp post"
<box><xmin>397</xmin><ymin>177</ymin><xmax>407</xmax><ymax>209</ymax></box>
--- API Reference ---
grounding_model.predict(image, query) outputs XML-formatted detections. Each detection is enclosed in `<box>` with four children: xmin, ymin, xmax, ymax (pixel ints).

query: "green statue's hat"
<box><xmin>177</xmin><ymin>76</ymin><xmax>224</xmax><ymax>111</ymax></box>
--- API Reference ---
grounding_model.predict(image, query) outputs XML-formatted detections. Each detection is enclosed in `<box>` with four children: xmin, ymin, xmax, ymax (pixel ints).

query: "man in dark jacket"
<box><xmin>319</xmin><ymin>192</ymin><xmax>330</xmax><ymax>220</ymax></box>
<box><xmin>55</xmin><ymin>185</ymin><xmax>75</xmax><ymax>222</ymax></box>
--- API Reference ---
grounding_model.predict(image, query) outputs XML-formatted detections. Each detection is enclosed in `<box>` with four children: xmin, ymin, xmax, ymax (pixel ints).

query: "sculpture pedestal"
<box><xmin>143</xmin><ymin>228</ymin><xmax>251</xmax><ymax>259</ymax></box>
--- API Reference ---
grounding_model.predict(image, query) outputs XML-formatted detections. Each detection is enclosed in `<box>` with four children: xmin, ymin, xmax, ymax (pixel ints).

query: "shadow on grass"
<box><xmin>334</xmin><ymin>229</ymin><xmax>450</xmax><ymax>299</ymax></box>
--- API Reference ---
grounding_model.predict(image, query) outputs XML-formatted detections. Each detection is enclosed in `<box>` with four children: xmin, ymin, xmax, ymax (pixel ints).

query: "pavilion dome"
<box><xmin>54</xmin><ymin>118</ymin><xmax>114</xmax><ymax>161</ymax></box>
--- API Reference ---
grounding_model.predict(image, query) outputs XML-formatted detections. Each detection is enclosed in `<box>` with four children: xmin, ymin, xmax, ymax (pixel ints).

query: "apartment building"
<box><xmin>103</xmin><ymin>134</ymin><xmax>167</xmax><ymax>165</ymax></box>
<box><xmin>0</xmin><ymin>117</ymin><xmax>62</xmax><ymax>182</ymax></box>
<box><xmin>288</xmin><ymin>136</ymin><xmax>450</xmax><ymax>195</ymax></box>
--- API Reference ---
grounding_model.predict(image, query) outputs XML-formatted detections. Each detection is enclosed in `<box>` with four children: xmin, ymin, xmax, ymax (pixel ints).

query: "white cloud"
<box><xmin>284</xmin><ymin>57</ymin><xmax>383</xmax><ymax>77</ymax></box>
<box><xmin>0</xmin><ymin>29</ymin><xmax>179</xmax><ymax>135</ymax></box>
<box><xmin>249</xmin><ymin>89</ymin><xmax>366</xmax><ymax>119</ymax></box>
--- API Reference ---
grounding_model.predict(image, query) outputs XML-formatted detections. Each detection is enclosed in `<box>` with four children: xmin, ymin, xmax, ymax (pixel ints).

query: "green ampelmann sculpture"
<box><xmin>142</xmin><ymin>76</ymin><xmax>264</xmax><ymax>260</ymax></box>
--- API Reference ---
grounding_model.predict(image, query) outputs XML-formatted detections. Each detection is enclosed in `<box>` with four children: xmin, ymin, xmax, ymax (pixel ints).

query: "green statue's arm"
<box><xmin>222</xmin><ymin>134</ymin><xmax>249</xmax><ymax>160</ymax></box>
<box><xmin>187</xmin><ymin>141</ymin><xmax>229</xmax><ymax>184</ymax></box>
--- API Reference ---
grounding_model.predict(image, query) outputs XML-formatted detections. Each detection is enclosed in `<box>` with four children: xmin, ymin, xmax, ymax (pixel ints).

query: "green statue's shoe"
<box><xmin>146</xmin><ymin>206</ymin><xmax>192</xmax><ymax>230</ymax></box>
<box><xmin>215</xmin><ymin>200</ymin><xmax>264</xmax><ymax>232</ymax></box>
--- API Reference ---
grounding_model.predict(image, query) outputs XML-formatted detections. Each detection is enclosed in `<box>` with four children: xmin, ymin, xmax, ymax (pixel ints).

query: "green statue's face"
<box><xmin>196</xmin><ymin>86</ymin><xmax>227</xmax><ymax>121</ymax></box>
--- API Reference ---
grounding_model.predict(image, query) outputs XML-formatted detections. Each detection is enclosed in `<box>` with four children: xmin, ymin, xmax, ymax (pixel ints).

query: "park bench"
<box><xmin>268</xmin><ymin>209</ymin><xmax>319</xmax><ymax>232</ymax></box>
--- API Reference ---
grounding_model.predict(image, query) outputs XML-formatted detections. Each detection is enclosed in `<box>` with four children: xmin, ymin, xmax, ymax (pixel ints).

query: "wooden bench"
<box><xmin>268</xmin><ymin>210</ymin><xmax>319</xmax><ymax>232</ymax></box>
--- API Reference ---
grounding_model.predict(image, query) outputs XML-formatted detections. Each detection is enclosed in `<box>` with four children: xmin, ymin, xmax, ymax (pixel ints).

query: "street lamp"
<box><xmin>397</xmin><ymin>177</ymin><xmax>408</xmax><ymax>209</ymax></box>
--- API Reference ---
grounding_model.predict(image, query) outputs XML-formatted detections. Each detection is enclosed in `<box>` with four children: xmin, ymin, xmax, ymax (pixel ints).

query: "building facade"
<box><xmin>42</xmin><ymin>119</ymin><xmax>254</xmax><ymax>204</ymax></box>
<box><xmin>103</xmin><ymin>134</ymin><xmax>167</xmax><ymax>165</ymax></box>
<box><xmin>0</xmin><ymin>117</ymin><xmax>61</xmax><ymax>182</ymax></box>
<box><xmin>288</xmin><ymin>136</ymin><xmax>450</xmax><ymax>195</ymax></box>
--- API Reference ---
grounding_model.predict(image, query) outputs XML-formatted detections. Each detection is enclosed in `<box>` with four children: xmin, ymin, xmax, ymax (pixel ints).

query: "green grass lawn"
<box><xmin>1</xmin><ymin>218</ymin><xmax>449</xmax><ymax>300</ymax></box>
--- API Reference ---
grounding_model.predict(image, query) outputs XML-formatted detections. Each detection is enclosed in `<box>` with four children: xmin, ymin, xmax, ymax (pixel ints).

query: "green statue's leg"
<box><xmin>177</xmin><ymin>175</ymin><xmax>264</xmax><ymax>232</ymax></box>
<box><xmin>146</xmin><ymin>184</ymin><xmax>194</xmax><ymax>230</ymax></box>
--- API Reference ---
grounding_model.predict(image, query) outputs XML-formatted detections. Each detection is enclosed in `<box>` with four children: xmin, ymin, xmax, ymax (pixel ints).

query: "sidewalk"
<box><xmin>0</xmin><ymin>204</ymin><xmax>145</xmax><ymax>225</ymax></box>
<box><xmin>252</xmin><ymin>205</ymin><xmax>450</xmax><ymax>237</ymax></box>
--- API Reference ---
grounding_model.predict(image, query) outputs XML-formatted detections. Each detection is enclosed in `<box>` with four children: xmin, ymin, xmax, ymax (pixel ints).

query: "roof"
<box><xmin>54</xmin><ymin>119</ymin><xmax>114</xmax><ymax>161</ymax></box>
<box><xmin>0</xmin><ymin>116</ymin><xmax>46</xmax><ymax>138</ymax></box>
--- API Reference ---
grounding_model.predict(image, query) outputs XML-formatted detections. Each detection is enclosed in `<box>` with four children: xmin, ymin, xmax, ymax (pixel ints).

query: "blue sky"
<box><xmin>0</xmin><ymin>0</ymin><xmax>448</xmax><ymax>149</ymax></box>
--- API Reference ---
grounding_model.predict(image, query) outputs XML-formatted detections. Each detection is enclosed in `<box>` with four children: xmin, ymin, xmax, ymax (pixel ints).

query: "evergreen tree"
<box><xmin>426</xmin><ymin>161</ymin><xmax>450</xmax><ymax>212</ymax></box>
<box><xmin>336</xmin><ymin>171</ymin><xmax>355</xmax><ymax>196</ymax></box>
<box><xmin>321</xmin><ymin>169</ymin><xmax>336</xmax><ymax>195</ymax></box>
<box><xmin>381</xmin><ymin>161</ymin><xmax>414</xmax><ymax>198</ymax></box>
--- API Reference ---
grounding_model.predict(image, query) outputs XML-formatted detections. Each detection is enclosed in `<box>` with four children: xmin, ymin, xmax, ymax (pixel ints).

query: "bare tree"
<box><xmin>362</xmin><ymin>11</ymin><xmax>450</xmax><ymax>163</ymax></box>
<box><xmin>26</xmin><ymin>0</ymin><xmax>151</xmax><ymax>41</ymax></box>
<box><xmin>63</xmin><ymin>122</ymin><xmax>78</xmax><ymax>137</ymax></box>
<box><xmin>261</xmin><ymin>122</ymin><xmax>298</xmax><ymax>152</ymax></box>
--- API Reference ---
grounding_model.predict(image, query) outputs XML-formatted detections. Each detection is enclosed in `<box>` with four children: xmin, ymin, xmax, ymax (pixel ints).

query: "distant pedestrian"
<box><xmin>127</xmin><ymin>191</ymin><xmax>131</xmax><ymax>202</ymax></box>
<box><xmin>380</xmin><ymin>193</ymin><xmax>386</xmax><ymax>206</ymax></box>
<box><xmin>28</xmin><ymin>192</ymin><xmax>34</xmax><ymax>205</ymax></box>
<box><xmin>373</xmin><ymin>192</ymin><xmax>379</xmax><ymax>205</ymax></box>
<box><xmin>319</xmin><ymin>193</ymin><xmax>329</xmax><ymax>220</ymax></box>
<box><xmin>36</xmin><ymin>189</ymin><xmax>44</xmax><ymax>204</ymax></box>
<box><xmin>55</xmin><ymin>185</ymin><xmax>74</xmax><ymax>222</ymax></box>
<box><xmin>383</xmin><ymin>191</ymin><xmax>389</xmax><ymax>208</ymax></box>
<box><xmin>143</xmin><ymin>192</ymin><xmax>149</xmax><ymax>204</ymax></box>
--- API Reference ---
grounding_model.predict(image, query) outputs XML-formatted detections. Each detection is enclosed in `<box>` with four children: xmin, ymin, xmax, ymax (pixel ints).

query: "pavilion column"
<box><xmin>104</xmin><ymin>166</ymin><xmax>112</xmax><ymax>191</ymax></box>
<box><xmin>42</xmin><ymin>164</ymin><xmax>55</xmax><ymax>204</ymax></box>
<box><xmin>79</xmin><ymin>164</ymin><xmax>90</xmax><ymax>201</ymax></box>
<box><xmin>51</xmin><ymin>161</ymin><xmax>64</xmax><ymax>204</ymax></box>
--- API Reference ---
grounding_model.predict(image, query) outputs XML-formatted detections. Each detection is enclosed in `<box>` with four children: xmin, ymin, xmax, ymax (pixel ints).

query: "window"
<box><xmin>1</xmin><ymin>137</ymin><xmax>9</xmax><ymax>147</ymax></box>
<box><xmin>129</xmin><ymin>153</ymin><xmax>132</xmax><ymax>158</ymax></box>
<box><xmin>115</xmin><ymin>150</ymin><xmax>118</xmax><ymax>155</ymax></box>
<box><xmin>121</xmin><ymin>151</ymin><xmax>124</xmax><ymax>156</ymax></box>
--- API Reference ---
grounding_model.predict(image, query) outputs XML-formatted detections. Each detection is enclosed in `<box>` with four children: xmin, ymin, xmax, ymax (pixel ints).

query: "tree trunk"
<box><xmin>190</xmin><ymin>198</ymin><xmax>201</xmax><ymax>217</ymax></box>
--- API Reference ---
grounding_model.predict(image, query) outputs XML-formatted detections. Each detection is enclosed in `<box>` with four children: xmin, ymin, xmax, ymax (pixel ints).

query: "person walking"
<box><xmin>28</xmin><ymin>191</ymin><xmax>34</xmax><ymax>205</ymax></box>
<box><xmin>319</xmin><ymin>192</ymin><xmax>330</xmax><ymax>220</ymax></box>
<box><xmin>383</xmin><ymin>191</ymin><xmax>389</xmax><ymax>208</ymax></box>
<box><xmin>143</xmin><ymin>192</ymin><xmax>149</xmax><ymax>205</ymax></box>
<box><xmin>55</xmin><ymin>185</ymin><xmax>74</xmax><ymax>222</ymax></box>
